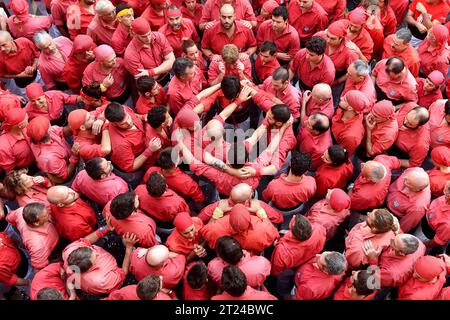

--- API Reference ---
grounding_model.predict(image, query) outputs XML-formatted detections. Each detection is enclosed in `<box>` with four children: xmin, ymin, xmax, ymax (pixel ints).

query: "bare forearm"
<box><xmin>121</xmin><ymin>247</ymin><xmax>133</xmax><ymax>276</ymax></box>
<box><xmin>154</xmin><ymin>58</ymin><xmax>174</xmax><ymax>75</ymax></box>
<box><xmin>132</xmin><ymin>153</ymin><xmax>150</xmax><ymax>171</ymax></box>
<box><xmin>100</xmin><ymin>130</ymin><xmax>112</xmax><ymax>155</ymax></box>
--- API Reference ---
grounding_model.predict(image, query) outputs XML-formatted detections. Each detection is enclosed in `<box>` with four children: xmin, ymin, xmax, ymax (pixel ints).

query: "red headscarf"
<box><xmin>428</xmin><ymin>70</ymin><xmax>445</xmax><ymax>87</ymax></box>
<box><xmin>9</xmin><ymin>0</ymin><xmax>29</xmax><ymax>23</ymax></box>
<box><xmin>70</xmin><ymin>35</ymin><xmax>96</xmax><ymax>56</ymax></box>
<box><xmin>328</xmin><ymin>21</ymin><xmax>347</xmax><ymax>38</ymax></box>
<box><xmin>174</xmin><ymin>212</ymin><xmax>193</xmax><ymax>233</ymax></box>
<box><xmin>131</xmin><ymin>17</ymin><xmax>151</xmax><ymax>36</ymax></box>
<box><xmin>229</xmin><ymin>204</ymin><xmax>251</xmax><ymax>233</ymax></box>
<box><xmin>414</xmin><ymin>256</ymin><xmax>444</xmax><ymax>280</ymax></box>
<box><xmin>25</xmin><ymin>83</ymin><xmax>45</xmax><ymax>100</ymax></box>
<box><xmin>371</xmin><ymin>100</ymin><xmax>395</xmax><ymax>119</ymax></box>
<box><xmin>329</xmin><ymin>189</ymin><xmax>351</xmax><ymax>211</ymax></box>
<box><xmin>262</xmin><ymin>0</ymin><xmax>278</xmax><ymax>16</ymax></box>
<box><xmin>430</xmin><ymin>146</ymin><xmax>450</xmax><ymax>167</ymax></box>
<box><xmin>348</xmin><ymin>7</ymin><xmax>369</xmax><ymax>26</ymax></box>
<box><xmin>177</xmin><ymin>108</ymin><xmax>200</xmax><ymax>129</ymax></box>
<box><xmin>431</xmin><ymin>24</ymin><xmax>449</xmax><ymax>48</ymax></box>
<box><xmin>344</xmin><ymin>90</ymin><xmax>369</xmax><ymax>113</ymax></box>
<box><xmin>68</xmin><ymin>109</ymin><xmax>88</xmax><ymax>134</ymax></box>
<box><xmin>27</xmin><ymin>116</ymin><xmax>50</xmax><ymax>143</ymax></box>
<box><xmin>94</xmin><ymin>45</ymin><xmax>116</xmax><ymax>62</ymax></box>
<box><xmin>0</xmin><ymin>108</ymin><xmax>26</xmax><ymax>131</ymax></box>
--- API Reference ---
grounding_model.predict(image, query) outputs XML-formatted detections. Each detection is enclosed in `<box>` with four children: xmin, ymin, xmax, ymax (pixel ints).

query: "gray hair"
<box><xmin>370</xmin><ymin>163</ymin><xmax>387</xmax><ymax>182</ymax></box>
<box><xmin>353</xmin><ymin>60</ymin><xmax>370</xmax><ymax>77</ymax></box>
<box><xmin>33</xmin><ymin>31</ymin><xmax>52</xmax><ymax>48</ymax></box>
<box><xmin>400</xmin><ymin>234</ymin><xmax>420</xmax><ymax>254</ymax></box>
<box><xmin>395</xmin><ymin>28</ymin><xmax>412</xmax><ymax>43</ymax></box>
<box><xmin>95</xmin><ymin>0</ymin><xmax>114</xmax><ymax>12</ymax></box>
<box><xmin>324</xmin><ymin>252</ymin><xmax>347</xmax><ymax>275</ymax></box>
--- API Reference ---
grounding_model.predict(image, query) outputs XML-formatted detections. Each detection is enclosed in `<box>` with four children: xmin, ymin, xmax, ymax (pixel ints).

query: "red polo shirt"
<box><xmin>0</xmin><ymin>130</ymin><xmax>35</xmax><ymax>172</ymax></box>
<box><xmin>0</xmin><ymin>232</ymin><xmax>21</xmax><ymax>287</ymax></box>
<box><xmin>181</xmin><ymin>3</ymin><xmax>204</xmax><ymax>28</ymax></box>
<box><xmin>287</xmin><ymin>1</ymin><xmax>328</xmax><ymax>44</ymax></box>
<box><xmin>271</xmin><ymin>223</ymin><xmax>326</xmax><ymax>275</ymax></box>
<box><xmin>158</xmin><ymin>19</ymin><xmax>200</xmax><ymax>58</ymax></box>
<box><xmin>382</xmin><ymin>35</ymin><xmax>420</xmax><ymax>77</ymax></box>
<box><xmin>331</xmin><ymin>108</ymin><xmax>365</xmax><ymax>156</ymax></box>
<box><xmin>409</xmin><ymin>0</ymin><xmax>449</xmax><ymax>24</ymax></box>
<box><xmin>387</xmin><ymin>168</ymin><xmax>432</xmax><ymax>232</ymax></box>
<box><xmin>143</xmin><ymin>166</ymin><xmax>205</xmax><ymax>203</ymax></box>
<box><xmin>342</xmin><ymin>19</ymin><xmax>374</xmax><ymax>61</ymax></box>
<box><xmin>368</xmin><ymin>117</ymin><xmax>399</xmax><ymax>156</ymax></box>
<box><xmin>294</xmin><ymin>256</ymin><xmax>345</xmax><ymax>300</ymax></box>
<box><xmin>66</xmin><ymin>3</ymin><xmax>95</xmax><ymax>39</ymax></box>
<box><xmin>372</xmin><ymin>59</ymin><xmax>418</xmax><ymax>103</ymax></box>
<box><xmin>256</xmin><ymin>21</ymin><xmax>300</xmax><ymax>59</ymax></box>
<box><xmin>182</xmin><ymin>261</ymin><xmax>217</xmax><ymax>300</ymax></box>
<box><xmin>298</xmin><ymin>119</ymin><xmax>332</xmax><ymax>170</ymax></box>
<box><xmin>306</xmin><ymin>199</ymin><xmax>351</xmax><ymax>240</ymax></box>
<box><xmin>426</xmin><ymin>196</ymin><xmax>450</xmax><ymax>246</ymax></box>
<box><xmin>314</xmin><ymin>161</ymin><xmax>354</xmax><ymax>199</ymax></box>
<box><xmin>427</xmin><ymin>168</ymin><xmax>450</xmax><ymax>198</ymax></box>
<box><xmin>262</xmin><ymin>174</ymin><xmax>317</xmax><ymax>209</ymax></box>
<box><xmin>254</xmin><ymin>54</ymin><xmax>280</xmax><ymax>83</ymax></box>
<box><xmin>136</xmin><ymin>85</ymin><xmax>168</xmax><ymax>117</ymax></box>
<box><xmin>316</xmin><ymin>0</ymin><xmax>346</xmax><ymax>23</ymax></box>
<box><xmin>105</xmin><ymin>285</ymin><xmax>139</xmax><ymax>300</ymax></box>
<box><xmin>315</xmin><ymin>31</ymin><xmax>358</xmax><ymax>74</ymax></box>
<box><xmin>134</xmin><ymin>184</ymin><xmax>190</xmax><ymax>223</ymax></box>
<box><xmin>395</xmin><ymin>102</ymin><xmax>430</xmax><ymax>167</ymax></box>
<box><xmin>49</xmin><ymin>199</ymin><xmax>97</xmax><ymax>241</ymax></box>
<box><xmin>141</xmin><ymin>7</ymin><xmax>167</xmax><ymax>31</ymax></box>
<box><xmin>63</xmin><ymin>56</ymin><xmax>91</xmax><ymax>92</ymax></box>
<box><xmin>111</xmin><ymin>23</ymin><xmax>132</xmax><ymax>56</ymax></box>
<box><xmin>165</xmin><ymin>217</ymin><xmax>204</xmax><ymax>256</ymax></box>
<box><xmin>333</xmin><ymin>277</ymin><xmax>377</xmax><ymax>300</ymax></box>
<box><xmin>418</xmin><ymin>38</ymin><xmax>450</xmax><ymax>77</ymax></box>
<box><xmin>25</xmin><ymin>90</ymin><xmax>79</xmax><ymax>121</ymax></box>
<box><xmin>0</xmin><ymin>38</ymin><xmax>39</xmax><ymax>77</ymax></box>
<box><xmin>212</xmin><ymin>286</ymin><xmax>277</xmax><ymax>300</ymax></box>
<box><xmin>290</xmin><ymin>48</ymin><xmax>335</xmax><ymax>90</ymax></box>
<box><xmin>350</xmin><ymin>155</ymin><xmax>401</xmax><ymax>211</ymax></box>
<box><xmin>258</xmin><ymin>77</ymin><xmax>301</xmax><ymax>118</ymax></box>
<box><xmin>201</xmin><ymin>21</ymin><xmax>257</xmax><ymax>55</ymax></box>
<box><xmin>417</xmin><ymin>78</ymin><xmax>443</xmax><ymax>109</ymax></box>
<box><xmin>428</xmin><ymin>100</ymin><xmax>450</xmax><ymax>149</ymax></box>
<box><xmin>200</xmin><ymin>0</ymin><xmax>257</xmax><ymax>26</ymax></box>
<box><xmin>30</xmin><ymin>262</ymin><xmax>68</xmax><ymax>300</ymax></box>
<box><xmin>124</xmin><ymin>33</ymin><xmax>173</xmax><ymax>77</ymax></box>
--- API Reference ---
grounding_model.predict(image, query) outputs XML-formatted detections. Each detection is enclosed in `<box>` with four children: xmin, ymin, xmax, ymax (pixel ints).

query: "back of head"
<box><xmin>385</xmin><ymin>57</ymin><xmax>405</xmax><ymax>74</ymax></box>
<box><xmin>23</xmin><ymin>202</ymin><xmax>45</xmax><ymax>226</ymax></box>
<box><xmin>399</xmin><ymin>234</ymin><xmax>420</xmax><ymax>255</ymax></box>
<box><xmin>173</xmin><ymin>57</ymin><xmax>194</xmax><ymax>78</ymax></box>
<box><xmin>221</xmin><ymin>75</ymin><xmax>241</xmax><ymax>100</ymax></box>
<box><xmin>260</xmin><ymin>40</ymin><xmax>277</xmax><ymax>55</ymax></box>
<box><xmin>363</xmin><ymin>161</ymin><xmax>386</xmax><ymax>182</ymax></box>
<box><xmin>136</xmin><ymin>275</ymin><xmax>161</xmax><ymax>300</ymax></box>
<box><xmin>310</xmin><ymin>112</ymin><xmax>330</xmax><ymax>133</ymax></box>
<box><xmin>221</xmin><ymin>44</ymin><xmax>239</xmax><ymax>64</ymax></box>
<box><xmin>215</xmin><ymin>236</ymin><xmax>243</xmax><ymax>265</ymax></box>
<box><xmin>186</xmin><ymin>261</ymin><xmax>208</xmax><ymax>289</ymax></box>
<box><xmin>229</xmin><ymin>204</ymin><xmax>251</xmax><ymax>234</ymax></box>
<box><xmin>81</xmin><ymin>82</ymin><xmax>103</xmax><ymax>100</ymax></box>
<box><xmin>352</xmin><ymin>60</ymin><xmax>370</xmax><ymax>77</ymax></box>
<box><xmin>155</xmin><ymin>147</ymin><xmax>177</xmax><ymax>169</ymax></box>
<box><xmin>353</xmin><ymin>270</ymin><xmax>375</xmax><ymax>296</ymax></box>
<box><xmin>328</xmin><ymin>145</ymin><xmax>348</xmax><ymax>166</ymax></box>
<box><xmin>221</xmin><ymin>265</ymin><xmax>247</xmax><ymax>297</ymax></box>
<box><xmin>85</xmin><ymin>157</ymin><xmax>105</xmax><ymax>180</ymax></box>
<box><xmin>181</xmin><ymin>38</ymin><xmax>196</xmax><ymax>54</ymax></box>
<box><xmin>136</xmin><ymin>75</ymin><xmax>156</xmax><ymax>94</ymax></box>
<box><xmin>291</xmin><ymin>215</ymin><xmax>312</xmax><ymax>241</ymax></box>
<box><xmin>271</xmin><ymin>104</ymin><xmax>291</xmax><ymax>123</ymax></box>
<box><xmin>272</xmin><ymin>5</ymin><xmax>288</xmax><ymax>20</ymax></box>
<box><xmin>105</xmin><ymin>102</ymin><xmax>125</xmax><ymax>122</ymax></box>
<box><xmin>146</xmin><ymin>171</ymin><xmax>167</xmax><ymax>196</ymax></box>
<box><xmin>305</xmin><ymin>36</ymin><xmax>326</xmax><ymax>55</ymax></box>
<box><xmin>372</xmin><ymin>209</ymin><xmax>395</xmax><ymax>233</ymax></box>
<box><xmin>412</xmin><ymin>106</ymin><xmax>430</xmax><ymax>127</ymax></box>
<box><xmin>147</xmin><ymin>105</ymin><xmax>168</xmax><ymax>129</ymax></box>
<box><xmin>67</xmin><ymin>247</ymin><xmax>93</xmax><ymax>273</ymax></box>
<box><xmin>37</xmin><ymin>288</ymin><xmax>64</xmax><ymax>300</ymax></box>
<box><xmin>290</xmin><ymin>150</ymin><xmax>312</xmax><ymax>176</ymax></box>
<box><xmin>445</xmin><ymin>100</ymin><xmax>450</xmax><ymax>116</ymax></box>
<box><xmin>323</xmin><ymin>252</ymin><xmax>347</xmax><ymax>275</ymax></box>
<box><xmin>110</xmin><ymin>192</ymin><xmax>136</xmax><ymax>220</ymax></box>
<box><xmin>272</xmin><ymin>67</ymin><xmax>289</xmax><ymax>82</ymax></box>
<box><xmin>146</xmin><ymin>245</ymin><xmax>169</xmax><ymax>267</ymax></box>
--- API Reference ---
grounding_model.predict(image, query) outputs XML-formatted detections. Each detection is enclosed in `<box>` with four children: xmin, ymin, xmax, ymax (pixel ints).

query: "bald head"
<box><xmin>312</xmin><ymin>83</ymin><xmax>332</xmax><ymax>103</ymax></box>
<box><xmin>206</xmin><ymin>119</ymin><xmax>224</xmax><ymax>142</ymax></box>
<box><xmin>0</xmin><ymin>30</ymin><xmax>12</xmax><ymax>42</ymax></box>
<box><xmin>220</xmin><ymin>3</ymin><xmax>235</xmax><ymax>15</ymax></box>
<box><xmin>230</xmin><ymin>183</ymin><xmax>253</xmax><ymax>203</ymax></box>
<box><xmin>362</xmin><ymin>161</ymin><xmax>387</xmax><ymax>182</ymax></box>
<box><xmin>47</xmin><ymin>186</ymin><xmax>69</xmax><ymax>204</ymax></box>
<box><xmin>405</xmin><ymin>168</ymin><xmax>430</xmax><ymax>192</ymax></box>
<box><xmin>146</xmin><ymin>245</ymin><xmax>169</xmax><ymax>267</ymax></box>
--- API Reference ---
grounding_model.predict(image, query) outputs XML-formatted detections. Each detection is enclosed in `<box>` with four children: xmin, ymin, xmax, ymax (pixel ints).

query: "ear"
<box><xmin>57</xmin><ymin>203</ymin><xmax>64</xmax><ymax>208</ymax></box>
<box><xmin>80</xmin><ymin>124</ymin><xmax>86</xmax><ymax>131</ymax></box>
<box><xmin>100</xmin><ymin>173</ymin><xmax>107</xmax><ymax>179</ymax></box>
<box><xmin>33</xmin><ymin>222</ymin><xmax>40</xmax><ymax>227</ymax></box>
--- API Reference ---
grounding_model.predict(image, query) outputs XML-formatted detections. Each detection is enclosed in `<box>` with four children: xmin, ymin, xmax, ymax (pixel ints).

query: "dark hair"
<box><xmin>81</xmin><ymin>82</ymin><xmax>103</xmax><ymax>99</ymax></box>
<box><xmin>328</xmin><ymin>145</ymin><xmax>348</xmax><ymax>166</ymax></box>
<box><xmin>260</xmin><ymin>41</ymin><xmax>277</xmax><ymax>55</ymax></box>
<box><xmin>445</xmin><ymin>99</ymin><xmax>450</xmax><ymax>116</ymax></box>
<box><xmin>155</xmin><ymin>147</ymin><xmax>176</xmax><ymax>169</ymax></box>
<box><xmin>291</xmin><ymin>214</ymin><xmax>312</xmax><ymax>241</ymax></box>
<box><xmin>37</xmin><ymin>288</ymin><xmax>64</xmax><ymax>300</ymax></box>
<box><xmin>353</xmin><ymin>270</ymin><xmax>375</xmax><ymax>296</ymax></box>
<box><xmin>272</xmin><ymin>6</ymin><xmax>288</xmax><ymax>21</ymax></box>
<box><xmin>412</xmin><ymin>106</ymin><xmax>430</xmax><ymax>126</ymax></box>
<box><xmin>221</xmin><ymin>75</ymin><xmax>241</xmax><ymax>100</ymax></box>
<box><xmin>136</xmin><ymin>275</ymin><xmax>161</xmax><ymax>300</ymax></box>
<box><xmin>216</xmin><ymin>236</ymin><xmax>243</xmax><ymax>265</ymax></box>
<box><xmin>186</xmin><ymin>262</ymin><xmax>208</xmax><ymax>289</ymax></box>
<box><xmin>173</xmin><ymin>57</ymin><xmax>194</xmax><ymax>78</ymax></box>
<box><xmin>146</xmin><ymin>172</ymin><xmax>166</xmax><ymax>197</ymax></box>
<box><xmin>310</xmin><ymin>112</ymin><xmax>330</xmax><ymax>133</ymax></box>
<box><xmin>67</xmin><ymin>247</ymin><xmax>94</xmax><ymax>273</ymax></box>
<box><xmin>290</xmin><ymin>150</ymin><xmax>311</xmax><ymax>176</ymax></box>
<box><xmin>305</xmin><ymin>36</ymin><xmax>326</xmax><ymax>55</ymax></box>
<box><xmin>136</xmin><ymin>76</ymin><xmax>156</xmax><ymax>94</ymax></box>
<box><xmin>221</xmin><ymin>265</ymin><xmax>247</xmax><ymax>297</ymax></box>
<box><xmin>116</xmin><ymin>2</ymin><xmax>131</xmax><ymax>12</ymax></box>
<box><xmin>147</xmin><ymin>105</ymin><xmax>168</xmax><ymax>129</ymax></box>
<box><xmin>110</xmin><ymin>192</ymin><xmax>136</xmax><ymax>220</ymax></box>
<box><xmin>105</xmin><ymin>102</ymin><xmax>126</xmax><ymax>122</ymax></box>
<box><xmin>372</xmin><ymin>209</ymin><xmax>396</xmax><ymax>233</ymax></box>
<box><xmin>23</xmin><ymin>202</ymin><xmax>46</xmax><ymax>225</ymax></box>
<box><xmin>272</xmin><ymin>67</ymin><xmax>289</xmax><ymax>82</ymax></box>
<box><xmin>227</xmin><ymin>141</ymin><xmax>249</xmax><ymax>169</ymax></box>
<box><xmin>385</xmin><ymin>57</ymin><xmax>405</xmax><ymax>74</ymax></box>
<box><xmin>271</xmin><ymin>104</ymin><xmax>291</xmax><ymax>123</ymax></box>
<box><xmin>85</xmin><ymin>157</ymin><xmax>105</xmax><ymax>180</ymax></box>
<box><xmin>182</xmin><ymin>39</ymin><xmax>196</xmax><ymax>53</ymax></box>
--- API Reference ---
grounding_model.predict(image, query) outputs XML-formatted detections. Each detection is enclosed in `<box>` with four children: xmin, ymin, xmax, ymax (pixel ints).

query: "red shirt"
<box><xmin>144</xmin><ymin>124</ymin><xmax>171</xmax><ymax>166</ymax></box>
<box><xmin>182</xmin><ymin>261</ymin><xmax>216</xmax><ymax>300</ymax></box>
<box><xmin>288</xmin><ymin>1</ymin><xmax>328</xmax><ymax>44</ymax></box>
<box><xmin>7</xmin><ymin>15</ymin><xmax>52</xmax><ymax>40</ymax></box>
<box><xmin>427</xmin><ymin>168</ymin><xmax>450</xmax><ymax>198</ymax></box>
<box><xmin>200</xmin><ymin>0</ymin><xmax>257</xmax><ymax>26</ymax></box>
<box><xmin>25</xmin><ymin>90</ymin><xmax>78</xmax><ymax>121</ymax></box>
<box><xmin>104</xmin><ymin>285</ymin><xmax>139</xmax><ymax>300</ymax></box>
<box><xmin>130</xmin><ymin>248</ymin><xmax>186</xmax><ymax>288</ymax></box>
<box><xmin>409</xmin><ymin>0</ymin><xmax>450</xmax><ymax>23</ymax></box>
<box><xmin>135</xmin><ymin>184</ymin><xmax>190</xmax><ymax>222</ymax></box>
<box><xmin>211</xmin><ymin>286</ymin><xmax>277</xmax><ymax>300</ymax></box>
<box><xmin>382</xmin><ymin>35</ymin><xmax>420</xmax><ymax>77</ymax></box>
<box><xmin>342</xmin><ymin>75</ymin><xmax>376</xmax><ymax>111</ymax></box>
<box><xmin>49</xmin><ymin>199</ymin><xmax>96</xmax><ymax>242</ymax></box>
<box><xmin>315</xmin><ymin>31</ymin><xmax>358</xmax><ymax>74</ymax></box>
<box><xmin>256</xmin><ymin>21</ymin><xmax>300</xmax><ymax>59</ymax></box>
<box><xmin>298</xmin><ymin>117</ymin><xmax>333</xmax><ymax>170</ymax></box>
<box><xmin>111</xmin><ymin>23</ymin><xmax>132</xmax><ymax>56</ymax></box>
<box><xmin>306</xmin><ymin>199</ymin><xmax>350</xmax><ymax>240</ymax></box>
<box><xmin>0</xmin><ymin>130</ymin><xmax>35</xmax><ymax>172</ymax></box>
<box><xmin>426</xmin><ymin>196</ymin><xmax>450</xmax><ymax>245</ymax></box>
<box><xmin>63</xmin><ymin>55</ymin><xmax>91</xmax><ymax>92</ymax></box>
<box><xmin>136</xmin><ymin>85</ymin><xmax>168</xmax><ymax>116</ymax></box>
<box><xmin>342</xmin><ymin>19</ymin><xmax>374</xmax><ymax>61</ymax></box>
<box><xmin>290</xmin><ymin>48</ymin><xmax>335</xmax><ymax>90</ymax></box>
<box><xmin>418</xmin><ymin>38</ymin><xmax>450</xmax><ymax>77</ymax></box>
<box><xmin>51</xmin><ymin>0</ymin><xmax>78</xmax><ymax>27</ymax></box>
<box><xmin>262</xmin><ymin>174</ymin><xmax>317</xmax><ymax>209</ymax></box>
<box><xmin>271</xmin><ymin>223</ymin><xmax>326</xmax><ymax>276</ymax></box>
<box><xmin>0</xmin><ymin>232</ymin><xmax>21</xmax><ymax>287</ymax></box>
<box><xmin>86</xmin><ymin>15</ymin><xmax>117</xmax><ymax>46</ymax></box>
<box><xmin>181</xmin><ymin>3</ymin><xmax>204</xmax><ymax>28</ymax></box>
<box><xmin>314</xmin><ymin>161</ymin><xmax>354</xmax><ymax>199</ymax></box>
<box><xmin>104</xmin><ymin>202</ymin><xmax>158</xmax><ymax>248</ymax></box>
<box><xmin>378</xmin><ymin>242</ymin><xmax>426</xmax><ymax>287</ymax></box>
<box><xmin>158</xmin><ymin>19</ymin><xmax>200</xmax><ymax>58</ymax></box>
<box><xmin>208</xmin><ymin>56</ymin><xmax>252</xmax><ymax>86</ymax></box>
<box><xmin>141</xmin><ymin>7</ymin><xmax>167</xmax><ymax>31</ymax></box>
<box><xmin>316</xmin><ymin>0</ymin><xmax>346</xmax><ymax>23</ymax></box>
<box><xmin>331</xmin><ymin>108</ymin><xmax>365</xmax><ymax>156</ymax></box>
<box><xmin>368</xmin><ymin>117</ymin><xmax>399</xmax><ymax>156</ymax></box>
<box><xmin>201</xmin><ymin>21</ymin><xmax>257</xmax><ymax>55</ymax></box>
<box><xmin>345</xmin><ymin>221</ymin><xmax>395</xmax><ymax>269</ymax></box>
<box><xmin>390</xmin><ymin>0</ymin><xmax>409</xmax><ymax>28</ymax></box>
<box><xmin>107</xmin><ymin>107</ymin><xmax>146</xmax><ymax>172</ymax></box>
<box><xmin>350</xmin><ymin>155</ymin><xmax>401</xmax><ymax>211</ymax></box>
<box><xmin>30</xmin><ymin>262</ymin><xmax>68</xmax><ymax>300</ymax></box>
<box><xmin>294</xmin><ymin>256</ymin><xmax>345</xmax><ymax>300</ymax></box>
<box><xmin>124</xmin><ymin>0</ymin><xmax>151</xmax><ymax>17</ymax></box>
<box><xmin>165</xmin><ymin>217</ymin><xmax>204</xmax><ymax>256</ymax></box>
<box><xmin>428</xmin><ymin>99</ymin><xmax>450</xmax><ymax>149</ymax></box>
<box><xmin>417</xmin><ymin>77</ymin><xmax>443</xmax><ymax>109</ymax></box>
<box><xmin>258</xmin><ymin>77</ymin><xmax>301</xmax><ymax>118</ymax></box>
<box><xmin>0</xmin><ymin>38</ymin><xmax>39</xmax><ymax>77</ymax></box>
<box><xmin>254</xmin><ymin>54</ymin><xmax>280</xmax><ymax>83</ymax></box>
<box><xmin>395</xmin><ymin>102</ymin><xmax>431</xmax><ymax>167</ymax></box>
<box><xmin>208</xmin><ymin>250</ymin><xmax>271</xmax><ymax>288</ymax></box>
<box><xmin>333</xmin><ymin>277</ymin><xmax>377</xmax><ymax>300</ymax></box>
<box><xmin>387</xmin><ymin>168</ymin><xmax>431</xmax><ymax>232</ymax></box>
<box><xmin>372</xmin><ymin>59</ymin><xmax>418</xmax><ymax>103</ymax></box>
<box><xmin>66</xmin><ymin>3</ymin><xmax>95</xmax><ymax>39</ymax></box>
<box><xmin>124</xmin><ymin>33</ymin><xmax>173</xmax><ymax>77</ymax></box>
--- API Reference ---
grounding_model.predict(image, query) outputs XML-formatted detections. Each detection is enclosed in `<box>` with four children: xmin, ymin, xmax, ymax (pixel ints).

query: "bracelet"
<box><xmin>148</xmin><ymin>69</ymin><xmax>155</xmax><ymax>77</ymax></box>
<box><xmin>143</xmin><ymin>148</ymin><xmax>153</xmax><ymax>158</ymax></box>
<box><xmin>254</xmin><ymin>167</ymin><xmax>261</xmax><ymax>177</ymax></box>
<box><xmin>95</xmin><ymin>227</ymin><xmax>108</xmax><ymax>238</ymax></box>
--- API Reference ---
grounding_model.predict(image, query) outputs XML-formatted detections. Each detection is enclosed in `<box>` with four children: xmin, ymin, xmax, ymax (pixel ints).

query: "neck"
<box><xmin>162</xmin><ymin>167</ymin><xmax>176</xmax><ymax>174</ymax></box>
<box><xmin>342</xmin><ymin>110</ymin><xmax>357</xmax><ymax>120</ymax></box>
<box><xmin>8</xmin><ymin>126</ymin><xmax>23</xmax><ymax>136</ymax></box>
<box><xmin>287</xmin><ymin>172</ymin><xmax>303</xmax><ymax>182</ymax></box>
<box><xmin>439</xmin><ymin>166</ymin><xmax>450</xmax><ymax>173</ymax></box>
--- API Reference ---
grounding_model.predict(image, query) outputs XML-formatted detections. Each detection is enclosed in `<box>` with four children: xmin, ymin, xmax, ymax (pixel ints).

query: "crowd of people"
<box><xmin>0</xmin><ymin>0</ymin><xmax>449</xmax><ymax>301</ymax></box>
